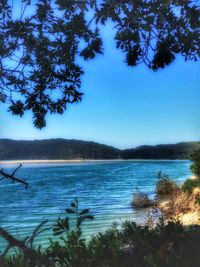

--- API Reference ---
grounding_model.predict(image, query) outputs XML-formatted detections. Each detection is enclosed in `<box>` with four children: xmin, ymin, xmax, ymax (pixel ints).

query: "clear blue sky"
<box><xmin>1</xmin><ymin>23</ymin><xmax>200</xmax><ymax>149</ymax></box>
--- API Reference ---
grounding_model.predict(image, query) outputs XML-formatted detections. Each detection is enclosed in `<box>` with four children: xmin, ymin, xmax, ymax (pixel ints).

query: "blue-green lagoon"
<box><xmin>0</xmin><ymin>160</ymin><xmax>191</xmax><ymax>249</ymax></box>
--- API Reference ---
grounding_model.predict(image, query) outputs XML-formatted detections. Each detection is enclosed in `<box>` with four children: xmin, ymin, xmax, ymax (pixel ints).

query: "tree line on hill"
<box><xmin>0</xmin><ymin>139</ymin><xmax>199</xmax><ymax>160</ymax></box>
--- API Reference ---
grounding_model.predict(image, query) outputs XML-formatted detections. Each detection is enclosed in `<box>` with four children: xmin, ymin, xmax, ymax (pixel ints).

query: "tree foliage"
<box><xmin>96</xmin><ymin>0</ymin><xmax>200</xmax><ymax>69</ymax></box>
<box><xmin>0</xmin><ymin>0</ymin><xmax>199</xmax><ymax>128</ymax></box>
<box><xmin>0</xmin><ymin>0</ymin><xmax>102</xmax><ymax>128</ymax></box>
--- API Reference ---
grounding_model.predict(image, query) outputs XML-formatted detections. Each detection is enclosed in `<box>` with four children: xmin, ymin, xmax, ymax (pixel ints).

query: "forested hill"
<box><xmin>122</xmin><ymin>142</ymin><xmax>200</xmax><ymax>160</ymax></box>
<box><xmin>0</xmin><ymin>139</ymin><xmax>199</xmax><ymax>160</ymax></box>
<box><xmin>0</xmin><ymin>139</ymin><xmax>120</xmax><ymax>160</ymax></box>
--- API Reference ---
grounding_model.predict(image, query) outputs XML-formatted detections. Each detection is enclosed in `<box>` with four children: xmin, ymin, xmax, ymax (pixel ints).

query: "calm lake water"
<box><xmin>0</xmin><ymin>160</ymin><xmax>191</xmax><ymax>250</ymax></box>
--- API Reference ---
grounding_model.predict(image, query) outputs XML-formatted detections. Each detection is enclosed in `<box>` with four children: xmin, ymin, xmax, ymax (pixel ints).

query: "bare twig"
<box><xmin>11</xmin><ymin>163</ymin><xmax>22</xmax><ymax>176</ymax></box>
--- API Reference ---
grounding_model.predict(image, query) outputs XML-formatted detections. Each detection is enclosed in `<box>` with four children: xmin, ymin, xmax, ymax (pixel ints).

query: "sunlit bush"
<box><xmin>156</xmin><ymin>172</ymin><xmax>177</xmax><ymax>195</ymax></box>
<box><xmin>132</xmin><ymin>190</ymin><xmax>153</xmax><ymax>208</ymax></box>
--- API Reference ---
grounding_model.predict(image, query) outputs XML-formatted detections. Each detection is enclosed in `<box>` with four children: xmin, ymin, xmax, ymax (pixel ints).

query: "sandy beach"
<box><xmin>0</xmin><ymin>159</ymin><xmax>125</xmax><ymax>165</ymax></box>
<box><xmin>0</xmin><ymin>159</ymin><xmax>186</xmax><ymax>165</ymax></box>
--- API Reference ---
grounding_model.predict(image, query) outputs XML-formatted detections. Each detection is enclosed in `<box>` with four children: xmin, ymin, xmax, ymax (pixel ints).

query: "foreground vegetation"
<box><xmin>1</xmin><ymin>201</ymin><xmax>200</xmax><ymax>267</ymax></box>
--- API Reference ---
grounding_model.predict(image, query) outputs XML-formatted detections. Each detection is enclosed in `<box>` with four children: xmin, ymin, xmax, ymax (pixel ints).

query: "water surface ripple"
<box><xmin>0</xmin><ymin>160</ymin><xmax>191</xmax><ymax>249</ymax></box>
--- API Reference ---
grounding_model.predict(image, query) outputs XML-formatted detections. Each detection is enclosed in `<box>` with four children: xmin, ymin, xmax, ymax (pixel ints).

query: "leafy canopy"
<box><xmin>0</xmin><ymin>0</ymin><xmax>199</xmax><ymax>128</ymax></box>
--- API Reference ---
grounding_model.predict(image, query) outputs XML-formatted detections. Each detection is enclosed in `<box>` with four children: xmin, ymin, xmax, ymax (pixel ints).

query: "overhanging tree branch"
<box><xmin>0</xmin><ymin>0</ymin><xmax>199</xmax><ymax>128</ymax></box>
<box><xmin>0</xmin><ymin>226</ymin><xmax>52</xmax><ymax>266</ymax></box>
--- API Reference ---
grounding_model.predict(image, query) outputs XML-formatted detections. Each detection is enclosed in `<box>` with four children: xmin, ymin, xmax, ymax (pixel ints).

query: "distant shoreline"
<box><xmin>0</xmin><ymin>159</ymin><xmax>190</xmax><ymax>165</ymax></box>
<box><xmin>1</xmin><ymin>139</ymin><xmax>199</xmax><ymax>162</ymax></box>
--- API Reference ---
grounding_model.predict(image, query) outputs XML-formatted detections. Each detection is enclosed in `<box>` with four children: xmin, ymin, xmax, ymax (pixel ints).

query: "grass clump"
<box><xmin>132</xmin><ymin>190</ymin><xmax>153</xmax><ymax>208</ymax></box>
<box><xmin>156</xmin><ymin>172</ymin><xmax>177</xmax><ymax>195</ymax></box>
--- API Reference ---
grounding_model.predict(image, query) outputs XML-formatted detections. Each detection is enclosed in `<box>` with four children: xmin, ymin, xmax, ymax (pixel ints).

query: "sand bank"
<box><xmin>0</xmin><ymin>159</ymin><xmax>125</xmax><ymax>165</ymax></box>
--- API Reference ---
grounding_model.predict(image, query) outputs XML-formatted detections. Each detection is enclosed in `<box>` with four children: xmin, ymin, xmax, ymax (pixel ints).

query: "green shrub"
<box><xmin>156</xmin><ymin>172</ymin><xmax>177</xmax><ymax>195</ymax></box>
<box><xmin>182</xmin><ymin>178</ymin><xmax>200</xmax><ymax>193</ymax></box>
<box><xmin>88</xmin><ymin>223</ymin><xmax>122</xmax><ymax>261</ymax></box>
<box><xmin>190</xmin><ymin>149</ymin><xmax>200</xmax><ymax>178</ymax></box>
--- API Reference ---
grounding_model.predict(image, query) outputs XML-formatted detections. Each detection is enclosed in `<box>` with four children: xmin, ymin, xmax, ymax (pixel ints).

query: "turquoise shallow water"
<box><xmin>0</xmin><ymin>160</ymin><xmax>191</xmax><ymax>250</ymax></box>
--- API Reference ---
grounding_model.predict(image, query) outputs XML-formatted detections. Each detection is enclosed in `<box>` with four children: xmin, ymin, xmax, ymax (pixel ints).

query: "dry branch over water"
<box><xmin>0</xmin><ymin>164</ymin><xmax>28</xmax><ymax>189</ymax></box>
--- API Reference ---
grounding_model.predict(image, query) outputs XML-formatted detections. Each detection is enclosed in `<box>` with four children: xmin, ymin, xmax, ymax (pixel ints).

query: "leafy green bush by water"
<box><xmin>49</xmin><ymin>198</ymin><xmax>94</xmax><ymax>267</ymax></box>
<box><xmin>156</xmin><ymin>172</ymin><xmax>177</xmax><ymax>195</ymax></box>
<box><xmin>182</xmin><ymin>148</ymin><xmax>200</xmax><ymax>194</ymax></box>
<box><xmin>182</xmin><ymin>179</ymin><xmax>200</xmax><ymax>194</ymax></box>
<box><xmin>190</xmin><ymin>149</ymin><xmax>200</xmax><ymax>178</ymax></box>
